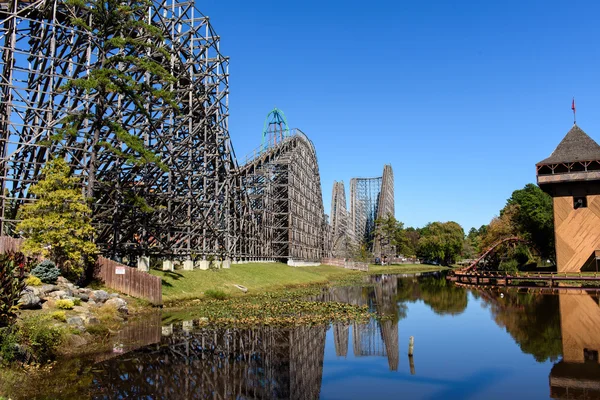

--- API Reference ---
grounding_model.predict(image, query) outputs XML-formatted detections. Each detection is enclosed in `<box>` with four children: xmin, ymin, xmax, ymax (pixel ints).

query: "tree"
<box><xmin>16</xmin><ymin>157</ymin><xmax>97</xmax><ymax>279</ymax></box>
<box><xmin>58</xmin><ymin>0</ymin><xmax>175</xmax><ymax>198</ymax></box>
<box><xmin>374</xmin><ymin>215</ymin><xmax>407</xmax><ymax>257</ymax></box>
<box><xmin>506</xmin><ymin>184</ymin><xmax>555</xmax><ymax>263</ymax></box>
<box><xmin>402</xmin><ymin>227</ymin><xmax>420</xmax><ymax>256</ymax></box>
<box><xmin>417</xmin><ymin>221</ymin><xmax>465</xmax><ymax>265</ymax></box>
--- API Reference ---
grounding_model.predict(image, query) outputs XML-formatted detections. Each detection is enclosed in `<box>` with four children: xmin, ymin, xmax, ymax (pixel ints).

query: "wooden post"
<box><xmin>408</xmin><ymin>336</ymin><xmax>414</xmax><ymax>356</ymax></box>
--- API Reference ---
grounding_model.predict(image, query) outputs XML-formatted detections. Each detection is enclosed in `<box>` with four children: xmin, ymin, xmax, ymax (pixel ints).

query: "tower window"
<box><xmin>574</xmin><ymin>196</ymin><xmax>588</xmax><ymax>209</ymax></box>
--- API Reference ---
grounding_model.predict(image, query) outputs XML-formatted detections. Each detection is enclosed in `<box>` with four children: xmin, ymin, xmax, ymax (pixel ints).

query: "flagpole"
<box><xmin>572</xmin><ymin>97</ymin><xmax>576</xmax><ymax>124</ymax></box>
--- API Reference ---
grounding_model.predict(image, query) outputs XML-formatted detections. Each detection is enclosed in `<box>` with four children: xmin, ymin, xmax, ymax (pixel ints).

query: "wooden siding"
<box><xmin>554</xmin><ymin>195</ymin><xmax>600</xmax><ymax>272</ymax></box>
<box><xmin>559</xmin><ymin>294</ymin><xmax>600</xmax><ymax>363</ymax></box>
<box><xmin>96</xmin><ymin>257</ymin><xmax>163</xmax><ymax>305</ymax></box>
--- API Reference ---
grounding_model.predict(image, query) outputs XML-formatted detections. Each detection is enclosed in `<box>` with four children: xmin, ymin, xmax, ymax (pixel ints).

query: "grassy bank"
<box><xmin>151</xmin><ymin>262</ymin><xmax>446</xmax><ymax>304</ymax></box>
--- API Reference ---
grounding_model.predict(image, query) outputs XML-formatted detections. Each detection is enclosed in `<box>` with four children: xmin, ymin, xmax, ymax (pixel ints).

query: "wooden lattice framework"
<box><xmin>240</xmin><ymin>129</ymin><xmax>325</xmax><ymax>262</ymax></box>
<box><xmin>0</xmin><ymin>0</ymin><xmax>266</xmax><ymax>262</ymax></box>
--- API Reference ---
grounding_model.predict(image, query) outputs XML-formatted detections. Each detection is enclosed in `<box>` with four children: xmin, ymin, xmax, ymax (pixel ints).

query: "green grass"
<box><xmin>151</xmin><ymin>262</ymin><xmax>445</xmax><ymax>303</ymax></box>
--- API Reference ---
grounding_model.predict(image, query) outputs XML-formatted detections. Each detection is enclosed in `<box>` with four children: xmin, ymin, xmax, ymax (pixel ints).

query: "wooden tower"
<box><xmin>537</xmin><ymin>124</ymin><xmax>600</xmax><ymax>272</ymax></box>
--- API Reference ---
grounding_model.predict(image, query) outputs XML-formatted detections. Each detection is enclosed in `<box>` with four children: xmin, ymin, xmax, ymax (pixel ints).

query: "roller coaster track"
<box><xmin>461</xmin><ymin>237</ymin><xmax>530</xmax><ymax>273</ymax></box>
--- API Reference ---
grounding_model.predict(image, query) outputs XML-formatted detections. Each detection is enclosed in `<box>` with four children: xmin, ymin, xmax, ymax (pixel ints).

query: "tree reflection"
<box><xmin>395</xmin><ymin>274</ymin><xmax>469</xmax><ymax>316</ymax></box>
<box><xmin>478</xmin><ymin>289</ymin><xmax>562</xmax><ymax>362</ymax></box>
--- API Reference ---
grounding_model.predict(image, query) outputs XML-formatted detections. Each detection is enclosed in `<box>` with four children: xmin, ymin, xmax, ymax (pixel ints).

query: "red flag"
<box><xmin>572</xmin><ymin>98</ymin><xmax>576</xmax><ymax>112</ymax></box>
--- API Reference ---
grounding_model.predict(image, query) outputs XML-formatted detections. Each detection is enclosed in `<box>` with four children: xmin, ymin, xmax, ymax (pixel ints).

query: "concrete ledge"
<box><xmin>162</xmin><ymin>260</ymin><xmax>174</xmax><ymax>271</ymax></box>
<box><xmin>287</xmin><ymin>259</ymin><xmax>321</xmax><ymax>267</ymax></box>
<box><xmin>137</xmin><ymin>256</ymin><xmax>150</xmax><ymax>272</ymax></box>
<box><xmin>183</xmin><ymin>260</ymin><xmax>194</xmax><ymax>271</ymax></box>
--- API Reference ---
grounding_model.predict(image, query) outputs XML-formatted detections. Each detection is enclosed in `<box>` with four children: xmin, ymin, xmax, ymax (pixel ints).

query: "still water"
<box><xmin>11</xmin><ymin>273</ymin><xmax>600</xmax><ymax>399</ymax></box>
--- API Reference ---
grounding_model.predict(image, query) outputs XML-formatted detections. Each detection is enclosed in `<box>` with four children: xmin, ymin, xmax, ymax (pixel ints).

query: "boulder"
<box><xmin>18</xmin><ymin>292</ymin><xmax>41</xmax><ymax>309</ymax></box>
<box><xmin>42</xmin><ymin>299</ymin><xmax>56</xmax><ymax>310</ymax></box>
<box><xmin>90</xmin><ymin>290</ymin><xmax>109</xmax><ymax>303</ymax></box>
<box><xmin>83</xmin><ymin>315</ymin><xmax>100</xmax><ymax>325</ymax></box>
<box><xmin>40</xmin><ymin>284</ymin><xmax>59</xmax><ymax>295</ymax></box>
<box><xmin>67</xmin><ymin>316</ymin><xmax>86</xmax><ymax>331</ymax></box>
<box><xmin>105</xmin><ymin>297</ymin><xmax>128</xmax><ymax>314</ymax></box>
<box><xmin>109</xmin><ymin>293</ymin><xmax>120</xmax><ymax>298</ymax></box>
<box><xmin>75</xmin><ymin>293</ymin><xmax>89</xmax><ymax>302</ymax></box>
<box><xmin>57</xmin><ymin>276</ymin><xmax>70</xmax><ymax>285</ymax></box>
<box><xmin>49</xmin><ymin>290</ymin><xmax>67</xmax><ymax>299</ymax></box>
<box><xmin>78</xmin><ymin>288</ymin><xmax>92</xmax><ymax>294</ymax></box>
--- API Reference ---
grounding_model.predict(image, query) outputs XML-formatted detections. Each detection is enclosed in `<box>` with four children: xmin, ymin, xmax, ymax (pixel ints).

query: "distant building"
<box><xmin>536</xmin><ymin>124</ymin><xmax>600</xmax><ymax>272</ymax></box>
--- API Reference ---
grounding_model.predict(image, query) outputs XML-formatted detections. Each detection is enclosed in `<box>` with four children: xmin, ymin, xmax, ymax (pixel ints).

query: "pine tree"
<box><xmin>56</xmin><ymin>0</ymin><xmax>176</xmax><ymax>198</ymax></box>
<box><xmin>16</xmin><ymin>157</ymin><xmax>97</xmax><ymax>278</ymax></box>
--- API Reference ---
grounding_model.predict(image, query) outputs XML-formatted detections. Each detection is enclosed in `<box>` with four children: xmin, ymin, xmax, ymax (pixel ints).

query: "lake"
<box><xmin>6</xmin><ymin>273</ymin><xmax>600</xmax><ymax>399</ymax></box>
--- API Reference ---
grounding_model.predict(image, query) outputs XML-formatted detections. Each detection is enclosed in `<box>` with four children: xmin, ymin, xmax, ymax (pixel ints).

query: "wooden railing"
<box><xmin>96</xmin><ymin>257</ymin><xmax>162</xmax><ymax>306</ymax></box>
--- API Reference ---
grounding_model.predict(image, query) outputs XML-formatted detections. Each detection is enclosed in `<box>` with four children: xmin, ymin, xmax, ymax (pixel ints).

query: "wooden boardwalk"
<box><xmin>449</xmin><ymin>271</ymin><xmax>600</xmax><ymax>291</ymax></box>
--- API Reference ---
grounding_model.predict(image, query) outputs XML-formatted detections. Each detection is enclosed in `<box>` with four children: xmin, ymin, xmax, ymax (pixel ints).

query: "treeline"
<box><xmin>376</xmin><ymin>183</ymin><xmax>554</xmax><ymax>268</ymax></box>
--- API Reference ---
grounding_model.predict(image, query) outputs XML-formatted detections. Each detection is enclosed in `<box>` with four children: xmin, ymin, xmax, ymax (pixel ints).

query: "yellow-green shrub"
<box><xmin>55</xmin><ymin>299</ymin><xmax>74</xmax><ymax>310</ymax></box>
<box><xmin>25</xmin><ymin>275</ymin><xmax>42</xmax><ymax>286</ymax></box>
<box><xmin>50</xmin><ymin>311</ymin><xmax>66</xmax><ymax>322</ymax></box>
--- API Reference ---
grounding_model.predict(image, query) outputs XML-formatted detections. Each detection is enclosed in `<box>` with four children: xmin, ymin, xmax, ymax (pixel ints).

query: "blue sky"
<box><xmin>199</xmin><ymin>0</ymin><xmax>600</xmax><ymax>231</ymax></box>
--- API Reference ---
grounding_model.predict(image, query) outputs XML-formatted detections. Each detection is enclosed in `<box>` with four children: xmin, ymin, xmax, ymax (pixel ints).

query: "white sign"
<box><xmin>115</xmin><ymin>266</ymin><xmax>126</xmax><ymax>275</ymax></box>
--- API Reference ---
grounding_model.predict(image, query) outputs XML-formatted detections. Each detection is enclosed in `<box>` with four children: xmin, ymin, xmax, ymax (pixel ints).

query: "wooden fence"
<box><xmin>0</xmin><ymin>236</ymin><xmax>25</xmax><ymax>254</ymax></box>
<box><xmin>322</xmin><ymin>258</ymin><xmax>369</xmax><ymax>272</ymax></box>
<box><xmin>0</xmin><ymin>236</ymin><xmax>162</xmax><ymax>305</ymax></box>
<box><xmin>96</xmin><ymin>257</ymin><xmax>163</xmax><ymax>306</ymax></box>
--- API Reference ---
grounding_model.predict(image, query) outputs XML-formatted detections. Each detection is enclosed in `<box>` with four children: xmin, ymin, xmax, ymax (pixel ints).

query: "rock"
<box><xmin>42</xmin><ymin>299</ymin><xmax>56</xmax><ymax>310</ymax></box>
<box><xmin>67</xmin><ymin>316</ymin><xmax>86</xmax><ymax>331</ymax></box>
<box><xmin>105</xmin><ymin>297</ymin><xmax>128</xmax><ymax>314</ymax></box>
<box><xmin>18</xmin><ymin>292</ymin><xmax>41</xmax><ymax>309</ymax></box>
<box><xmin>88</xmin><ymin>299</ymin><xmax>96</xmax><ymax>306</ymax></box>
<box><xmin>75</xmin><ymin>293</ymin><xmax>89</xmax><ymax>302</ymax></box>
<box><xmin>90</xmin><ymin>290</ymin><xmax>109</xmax><ymax>303</ymax></box>
<box><xmin>49</xmin><ymin>290</ymin><xmax>67</xmax><ymax>299</ymax></box>
<box><xmin>40</xmin><ymin>284</ymin><xmax>60</xmax><ymax>295</ymax></box>
<box><xmin>57</xmin><ymin>276</ymin><xmax>70</xmax><ymax>285</ymax></box>
<box><xmin>73</xmin><ymin>305</ymin><xmax>87</xmax><ymax>313</ymax></box>
<box><xmin>78</xmin><ymin>288</ymin><xmax>92</xmax><ymax>294</ymax></box>
<box><xmin>83</xmin><ymin>315</ymin><xmax>100</xmax><ymax>325</ymax></box>
<box><xmin>109</xmin><ymin>293</ymin><xmax>120</xmax><ymax>298</ymax></box>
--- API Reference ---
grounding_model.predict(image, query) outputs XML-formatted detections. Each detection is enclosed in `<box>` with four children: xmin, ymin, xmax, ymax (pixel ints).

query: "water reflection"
<box><xmin>550</xmin><ymin>292</ymin><xmax>600</xmax><ymax>399</ymax></box>
<box><xmin>20</xmin><ymin>274</ymin><xmax>600</xmax><ymax>399</ymax></box>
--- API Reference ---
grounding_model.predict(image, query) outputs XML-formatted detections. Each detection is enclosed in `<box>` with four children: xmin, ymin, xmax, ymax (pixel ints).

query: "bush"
<box><xmin>499</xmin><ymin>259</ymin><xmax>519</xmax><ymax>274</ymax></box>
<box><xmin>55</xmin><ymin>299</ymin><xmax>74</xmax><ymax>310</ymax></box>
<box><xmin>204</xmin><ymin>289</ymin><xmax>228</xmax><ymax>300</ymax></box>
<box><xmin>25</xmin><ymin>275</ymin><xmax>42</xmax><ymax>286</ymax></box>
<box><xmin>50</xmin><ymin>311</ymin><xmax>66</xmax><ymax>322</ymax></box>
<box><xmin>0</xmin><ymin>254</ymin><xmax>26</xmax><ymax>327</ymax></box>
<box><xmin>72</xmin><ymin>298</ymin><xmax>81</xmax><ymax>306</ymax></box>
<box><xmin>0</xmin><ymin>327</ymin><xmax>20</xmax><ymax>364</ymax></box>
<box><xmin>19</xmin><ymin>315</ymin><xmax>65</xmax><ymax>362</ymax></box>
<box><xmin>31</xmin><ymin>260</ymin><xmax>60</xmax><ymax>284</ymax></box>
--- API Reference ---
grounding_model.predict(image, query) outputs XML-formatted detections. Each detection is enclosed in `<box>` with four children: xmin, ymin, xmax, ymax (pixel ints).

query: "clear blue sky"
<box><xmin>199</xmin><ymin>0</ymin><xmax>600</xmax><ymax>232</ymax></box>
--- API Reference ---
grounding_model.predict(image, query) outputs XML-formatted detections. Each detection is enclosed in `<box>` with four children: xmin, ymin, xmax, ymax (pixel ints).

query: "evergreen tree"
<box><xmin>57</xmin><ymin>0</ymin><xmax>176</xmax><ymax>198</ymax></box>
<box><xmin>16</xmin><ymin>157</ymin><xmax>97</xmax><ymax>279</ymax></box>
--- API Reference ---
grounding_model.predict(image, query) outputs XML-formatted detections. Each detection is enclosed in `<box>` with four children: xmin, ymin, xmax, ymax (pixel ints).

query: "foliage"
<box><xmin>204</xmin><ymin>289</ymin><xmax>228</xmax><ymax>300</ymax></box>
<box><xmin>401</xmin><ymin>227</ymin><xmax>420</xmax><ymax>256</ymax></box>
<box><xmin>0</xmin><ymin>255</ymin><xmax>26</xmax><ymax>327</ymax></box>
<box><xmin>506</xmin><ymin>184</ymin><xmax>555</xmax><ymax>263</ymax></box>
<box><xmin>499</xmin><ymin>259</ymin><xmax>519</xmax><ymax>273</ymax></box>
<box><xmin>16</xmin><ymin>158</ymin><xmax>97</xmax><ymax>280</ymax></box>
<box><xmin>55</xmin><ymin>299</ymin><xmax>74</xmax><ymax>310</ymax></box>
<box><xmin>24</xmin><ymin>275</ymin><xmax>42</xmax><ymax>287</ymax></box>
<box><xmin>30</xmin><ymin>260</ymin><xmax>60</xmax><ymax>284</ymax></box>
<box><xmin>73</xmin><ymin>298</ymin><xmax>82</xmax><ymax>306</ymax></box>
<box><xmin>51</xmin><ymin>311</ymin><xmax>67</xmax><ymax>322</ymax></box>
<box><xmin>374</xmin><ymin>215</ymin><xmax>407</xmax><ymax>257</ymax></box>
<box><xmin>18</xmin><ymin>315</ymin><xmax>66</xmax><ymax>362</ymax></box>
<box><xmin>417</xmin><ymin>221</ymin><xmax>465</xmax><ymax>265</ymax></box>
<box><xmin>0</xmin><ymin>327</ymin><xmax>19</xmax><ymax>365</ymax></box>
